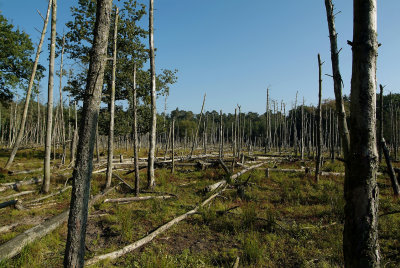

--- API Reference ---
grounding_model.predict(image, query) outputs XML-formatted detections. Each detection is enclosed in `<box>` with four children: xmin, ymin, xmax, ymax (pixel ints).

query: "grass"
<box><xmin>0</xmin><ymin>148</ymin><xmax>399</xmax><ymax>267</ymax></box>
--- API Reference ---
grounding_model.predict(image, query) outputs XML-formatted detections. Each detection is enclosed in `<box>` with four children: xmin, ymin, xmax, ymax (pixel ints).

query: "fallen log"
<box><xmin>0</xmin><ymin>177</ymin><xmax>42</xmax><ymax>193</ymax></box>
<box><xmin>112</xmin><ymin>174</ymin><xmax>134</xmax><ymax>191</ymax></box>
<box><xmin>27</xmin><ymin>186</ymin><xmax>72</xmax><ymax>204</ymax></box>
<box><xmin>104</xmin><ymin>195</ymin><xmax>174</xmax><ymax>203</ymax></box>
<box><xmin>85</xmin><ymin>186</ymin><xmax>227</xmax><ymax>266</ymax></box>
<box><xmin>0</xmin><ymin>185</ymin><xmax>116</xmax><ymax>261</ymax></box>
<box><xmin>12</xmin><ymin>168</ymin><xmax>43</xmax><ymax>175</ymax></box>
<box><xmin>0</xmin><ymin>223</ymin><xmax>20</xmax><ymax>234</ymax></box>
<box><xmin>204</xmin><ymin>162</ymin><xmax>265</xmax><ymax>193</ymax></box>
<box><xmin>218</xmin><ymin>159</ymin><xmax>231</xmax><ymax>175</ymax></box>
<box><xmin>0</xmin><ymin>191</ymin><xmax>35</xmax><ymax>202</ymax></box>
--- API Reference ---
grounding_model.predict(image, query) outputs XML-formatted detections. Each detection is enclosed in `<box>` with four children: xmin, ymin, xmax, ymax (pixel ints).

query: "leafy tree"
<box><xmin>0</xmin><ymin>14</ymin><xmax>44</xmax><ymax>104</ymax></box>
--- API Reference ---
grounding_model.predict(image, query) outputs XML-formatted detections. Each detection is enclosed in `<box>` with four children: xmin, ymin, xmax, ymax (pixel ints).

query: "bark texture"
<box><xmin>344</xmin><ymin>0</ymin><xmax>380</xmax><ymax>266</ymax></box>
<box><xmin>147</xmin><ymin>0</ymin><xmax>156</xmax><ymax>189</ymax></box>
<box><xmin>43</xmin><ymin>0</ymin><xmax>57</xmax><ymax>193</ymax></box>
<box><xmin>63</xmin><ymin>0</ymin><xmax>113</xmax><ymax>267</ymax></box>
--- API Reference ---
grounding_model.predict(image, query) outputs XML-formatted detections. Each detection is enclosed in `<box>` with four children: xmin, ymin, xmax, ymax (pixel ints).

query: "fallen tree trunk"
<box><xmin>204</xmin><ymin>162</ymin><xmax>265</xmax><ymax>193</ymax></box>
<box><xmin>0</xmin><ymin>177</ymin><xmax>42</xmax><ymax>193</ymax></box>
<box><xmin>0</xmin><ymin>191</ymin><xmax>35</xmax><ymax>202</ymax></box>
<box><xmin>0</xmin><ymin>185</ymin><xmax>116</xmax><ymax>261</ymax></box>
<box><xmin>27</xmin><ymin>186</ymin><xmax>72</xmax><ymax>204</ymax></box>
<box><xmin>12</xmin><ymin>168</ymin><xmax>43</xmax><ymax>175</ymax></box>
<box><xmin>104</xmin><ymin>195</ymin><xmax>174</xmax><ymax>203</ymax></box>
<box><xmin>0</xmin><ymin>223</ymin><xmax>20</xmax><ymax>234</ymax></box>
<box><xmin>85</xmin><ymin>186</ymin><xmax>227</xmax><ymax>266</ymax></box>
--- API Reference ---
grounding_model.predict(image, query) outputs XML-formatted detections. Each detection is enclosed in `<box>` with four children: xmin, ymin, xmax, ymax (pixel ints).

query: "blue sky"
<box><xmin>1</xmin><ymin>0</ymin><xmax>400</xmax><ymax>115</ymax></box>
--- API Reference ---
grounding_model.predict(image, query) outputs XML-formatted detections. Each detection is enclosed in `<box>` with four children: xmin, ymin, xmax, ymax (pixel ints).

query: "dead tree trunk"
<box><xmin>4</xmin><ymin>0</ymin><xmax>52</xmax><ymax>169</ymax></box>
<box><xmin>106</xmin><ymin>8</ymin><xmax>119</xmax><ymax>189</ymax></box>
<box><xmin>132</xmin><ymin>64</ymin><xmax>140</xmax><ymax>196</ymax></box>
<box><xmin>171</xmin><ymin>119</ymin><xmax>175</xmax><ymax>174</ymax></box>
<box><xmin>315</xmin><ymin>54</ymin><xmax>323</xmax><ymax>182</ymax></box>
<box><xmin>189</xmin><ymin>93</ymin><xmax>206</xmax><ymax>158</ymax></box>
<box><xmin>344</xmin><ymin>0</ymin><xmax>380</xmax><ymax>266</ymax></box>
<box><xmin>147</xmin><ymin>0</ymin><xmax>156</xmax><ymax>189</ymax></box>
<box><xmin>324</xmin><ymin>0</ymin><xmax>350</xmax><ymax>160</ymax></box>
<box><xmin>43</xmin><ymin>0</ymin><xmax>57</xmax><ymax>193</ymax></box>
<box><xmin>63</xmin><ymin>0</ymin><xmax>113</xmax><ymax>266</ymax></box>
<box><xmin>381</xmin><ymin>138</ymin><xmax>400</xmax><ymax>196</ymax></box>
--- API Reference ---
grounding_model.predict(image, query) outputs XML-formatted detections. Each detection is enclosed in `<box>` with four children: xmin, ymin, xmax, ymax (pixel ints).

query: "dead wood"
<box><xmin>27</xmin><ymin>186</ymin><xmax>71</xmax><ymax>204</ymax></box>
<box><xmin>0</xmin><ymin>185</ymin><xmax>116</xmax><ymax>261</ymax></box>
<box><xmin>104</xmin><ymin>195</ymin><xmax>174</xmax><ymax>204</ymax></box>
<box><xmin>85</xmin><ymin>185</ymin><xmax>227</xmax><ymax>266</ymax></box>
<box><xmin>0</xmin><ymin>177</ymin><xmax>42</xmax><ymax>193</ymax></box>
<box><xmin>0</xmin><ymin>190</ymin><xmax>35</xmax><ymax>202</ymax></box>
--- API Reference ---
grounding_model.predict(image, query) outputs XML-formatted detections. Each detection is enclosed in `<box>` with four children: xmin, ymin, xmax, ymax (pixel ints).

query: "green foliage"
<box><xmin>0</xmin><ymin>14</ymin><xmax>44</xmax><ymax>104</ymax></box>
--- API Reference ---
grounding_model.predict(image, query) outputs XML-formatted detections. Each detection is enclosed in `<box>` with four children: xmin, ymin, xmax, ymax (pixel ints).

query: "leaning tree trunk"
<box><xmin>4</xmin><ymin>0</ymin><xmax>52</xmax><ymax>169</ymax></box>
<box><xmin>324</xmin><ymin>0</ymin><xmax>350</xmax><ymax>160</ymax></box>
<box><xmin>189</xmin><ymin>93</ymin><xmax>206</xmax><ymax>158</ymax></box>
<box><xmin>147</xmin><ymin>0</ymin><xmax>156</xmax><ymax>189</ymax></box>
<box><xmin>43</xmin><ymin>0</ymin><xmax>57</xmax><ymax>193</ymax></box>
<box><xmin>344</xmin><ymin>0</ymin><xmax>380</xmax><ymax>266</ymax></box>
<box><xmin>106</xmin><ymin>8</ymin><xmax>119</xmax><ymax>189</ymax></box>
<box><xmin>63</xmin><ymin>0</ymin><xmax>113</xmax><ymax>267</ymax></box>
<box><xmin>315</xmin><ymin>54</ymin><xmax>323</xmax><ymax>182</ymax></box>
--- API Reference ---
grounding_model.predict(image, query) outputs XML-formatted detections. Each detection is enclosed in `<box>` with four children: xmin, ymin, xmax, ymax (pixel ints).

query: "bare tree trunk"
<box><xmin>63</xmin><ymin>0</ymin><xmax>113</xmax><ymax>266</ymax></box>
<box><xmin>4</xmin><ymin>0</ymin><xmax>52</xmax><ymax>169</ymax></box>
<box><xmin>189</xmin><ymin>93</ymin><xmax>206</xmax><ymax>158</ymax></box>
<box><xmin>132</xmin><ymin>64</ymin><xmax>139</xmax><ymax>196</ymax></box>
<box><xmin>106</xmin><ymin>8</ymin><xmax>119</xmax><ymax>189</ymax></box>
<box><xmin>316</xmin><ymin>54</ymin><xmax>323</xmax><ymax>182</ymax></box>
<box><xmin>70</xmin><ymin>102</ymin><xmax>78</xmax><ymax>165</ymax></box>
<box><xmin>171</xmin><ymin>119</ymin><xmax>175</xmax><ymax>173</ymax></box>
<box><xmin>344</xmin><ymin>0</ymin><xmax>380</xmax><ymax>266</ymax></box>
<box><xmin>43</xmin><ymin>0</ymin><xmax>57</xmax><ymax>193</ymax></box>
<box><xmin>59</xmin><ymin>35</ymin><xmax>66</xmax><ymax>165</ymax></box>
<box><xmin>324</xmin><ymin>0</ymin><xmax>350</xmax><ymax>160</ymax></box>
<box><xmin>147</xmin><ymin>0</ymin><xmax>156</xmax><ymax>189</ymax></box>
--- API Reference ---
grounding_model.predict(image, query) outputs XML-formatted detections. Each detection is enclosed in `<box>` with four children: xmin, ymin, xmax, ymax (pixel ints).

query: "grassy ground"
<box><xmin>0</xmin><ymin>148</ymin><xmax>399</xmax><ymax>267</ymax></box>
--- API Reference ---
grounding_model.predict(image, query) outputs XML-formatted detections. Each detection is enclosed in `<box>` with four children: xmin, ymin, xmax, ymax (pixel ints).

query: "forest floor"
<box><xmin>0</xmin><ymin>148</ymin><xmax>399</xmax><ymax>267</ymax></box>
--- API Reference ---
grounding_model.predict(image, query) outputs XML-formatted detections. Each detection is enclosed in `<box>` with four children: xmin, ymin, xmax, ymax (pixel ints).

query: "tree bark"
<box><xmin>132</xmin><ymin>64</ymin><xmax>140</xmax><ymax>196</ymax></box>
<box><xmin>147</xmin><ymin>0</ymin><xmax>156</xmax><ymax>189</ymax></box>
<box><xmin>315</xmin><ymin>54</ymin><xmax>323</xmax><ymax>182</ymax></box>
<box><xmin>106</xmin><ymin>8</ymin><xmax>119</xmax><ymax>188</ymax></box>
<box><xmin>43</xmin><ymin>0</ymin><xmax>57</xmax><ymax>193</ymax></box>
<box><xmin>4</xmin><ymin>0</ymin><xmax>52</xmax><ymax>169</ymax></box>
<box><xmin>344</xmin><ymin>0</ymin><xmax>380</xmax><ymax>266</ymax></box>
<box><xmin>63</xmin><ymin>0</ymin><xmax>113</xmax><ymax>266</ymax></box>
<box><xmin>324</xmin><ymin>0</ymin><xmax>350</xmax><ymax>160</ymax></box>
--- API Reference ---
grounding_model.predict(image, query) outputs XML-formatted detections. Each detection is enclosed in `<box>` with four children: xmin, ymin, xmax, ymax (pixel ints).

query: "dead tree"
<box><xmin>106</xmin><ymin>8</ymin><xmax>119</xmax><ymax>189</ymax></box>
<box><xmin>324</xmin><ymin>0</ymin><xmax>350</xmax><ymax>160</ymax></box>
<box><xmin>315</xmin><ymin>54</ymin><xmax>323</xmax><ymax>182</ymax></box>
<box><xmin>344</xmin><ymin>0</ymin><xmax>380</xmax><ymax>266</ymax></box>
<box><xmin>63</xmin><ymin>0</ymin><xmax>113</xmax><ymax>266</ymax></box>
<box><xmin>147</xmin><ymin>0</ymin><xmax>156</xmax><ymax>189</ymax></box>
<box><xmin>132</xmin><ymin>64</ymin><xmax>140</xmax><ymax>196</ymax></box>
<box><xmin>43</xmin><ymin>0</ymin><xmax>57</xmax><ymax>193</ymax></box>
<box><xmin>189</xmin><ymin>93</ymin><xmax>206</xmax><ymax>157</ymax></box>
<box><xmin>171</xmin><ymin>119</ymin><xmax>175</xmax><ymax>173</ymax></box>
<box><xmin>4</xmin><ymin>0</ymin><xmax>52</xmax><ymax>169</ymax></box>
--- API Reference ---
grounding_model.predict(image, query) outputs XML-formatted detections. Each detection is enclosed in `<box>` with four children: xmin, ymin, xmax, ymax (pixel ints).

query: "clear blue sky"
<box><xmin>1</xmin><ymin>0</ymin><xmax>400</xmax><ymax>115</ymax></box>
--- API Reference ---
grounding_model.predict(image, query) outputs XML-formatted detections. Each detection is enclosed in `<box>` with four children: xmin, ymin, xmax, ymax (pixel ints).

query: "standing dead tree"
<box><xmin>147</xmin><ymin>0</ymin><xmax>157</xmax><ymax>189</ymax></box>
<box><xmin>43</xmin><ymin>0</ymin><xmax>57</xmax><ymax>193</ymax></box>
<box><xmin>4</xmin><ymin>0</ymin><xmax>52</xmax><ymax>169</ymax></box>
<box><xmin>132</xmin><ymin>63</ymin><xmax>140</xmax><ymax>196</ymax></box>
<box><xmin>63</xmin><ymin>0</ymin><xmax>113</xmax><ymax>266</ymax></box>
<box><xmin>315</xmin><ymin>54</ymin><xmax>323</xmax><ymax>182</ymax></box>
<box><xmin>343</xmin><ymin>0</ymin><xmax>380</xmax><ymax>266</ymax></box>
<box><xmin>106</xmin><ymin>8</ymin><xmax>119</xmax><ymax>189</ymax></box>
<box><xmin>324</xmin><ymin>0</ymin><xmax>350</xmax><ymax>160</ymax></box>
<box><xmin>189</xmin><ymin>93</ymin><xmax>206</xmax><ymax>158</ymax></box>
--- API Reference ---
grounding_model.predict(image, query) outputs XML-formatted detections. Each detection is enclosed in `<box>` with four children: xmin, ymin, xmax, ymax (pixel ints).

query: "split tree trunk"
<box><xmin>63</xmin><ymin>0</ymin><xmax>113</xmax><ymax>266</ymax></box>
